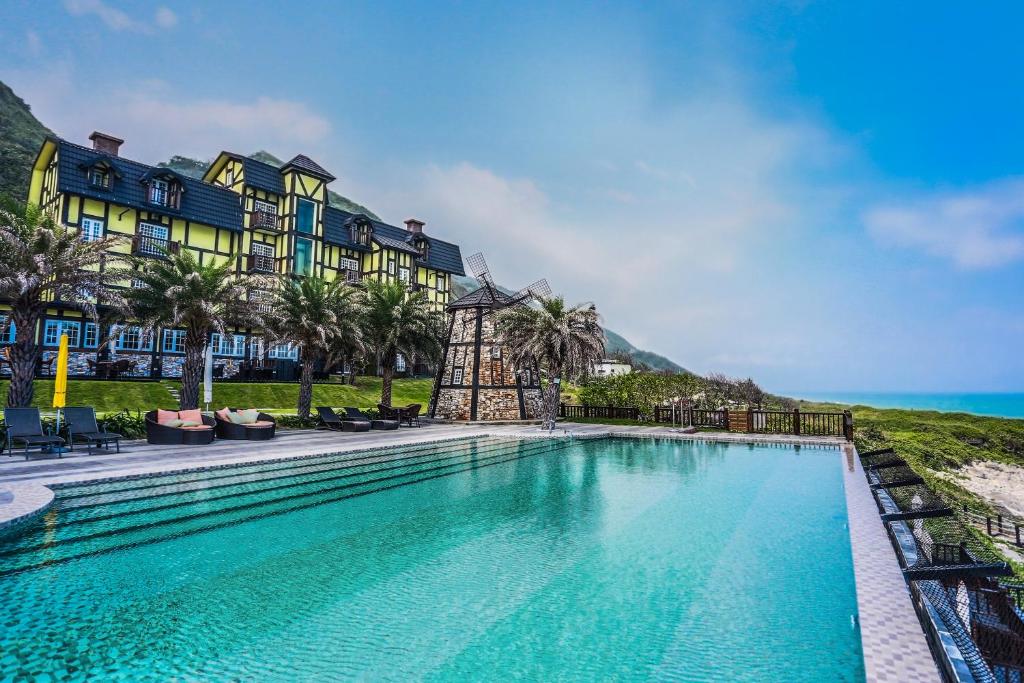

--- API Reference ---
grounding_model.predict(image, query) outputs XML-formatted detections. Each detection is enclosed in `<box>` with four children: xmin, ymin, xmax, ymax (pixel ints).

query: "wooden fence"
<box><xmin>560</xmin><ymin>404</ymin><xmax>853</xmax><ymax>440</ymax></box>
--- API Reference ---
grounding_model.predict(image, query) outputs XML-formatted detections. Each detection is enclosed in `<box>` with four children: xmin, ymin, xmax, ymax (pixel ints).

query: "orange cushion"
<box><xmin>244</xmin><ymin>420</ymin><xmax>274</xmax><ymax>428</ymax></box>
<box><xmin>157</xmin><ymin>409</ymin><xmax>178</xmax><ymax>425</ymax></box>
<box><xmin>180</xmin><ymin>425</ymin><xmax>213</xmax><ymax>431</ymax></box>
<box><xmin>178</xmin><ymin>409</ymin><xmax>203</xmax><ymax>423</ymax></box>
<box><xmin>215</xmin><ymin>408</ymin><xmax>231</xmax><ymax>421</ymax></box>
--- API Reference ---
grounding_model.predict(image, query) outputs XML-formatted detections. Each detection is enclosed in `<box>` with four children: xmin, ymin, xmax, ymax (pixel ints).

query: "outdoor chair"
<box><xmin>214</xmin><ymin>408</ymin><xmax>276</xmax><ymax>441</ymax></box>
<box><xmin>144</xmin><ymin>409</ymin><xmax>215</xmax><ymax>445</ymax></box>
<box><xmin>344</xmin><ymin>407</ymin><xmax>398</xmax><ymax>431</ymax></box>
<box><xmin>401</xmin><ymin>403</ymin><xmax>422</xmax><ymax>428</ymax></box>
<box><xmin>3</xmin><ymin>407</ymin><xmax>65</xmax><ymax>459</ymax></box>
<box><xmin>64</xmin><ymin>407</ymin><xmax>122</xmax><ymax>453</ymax></box>
<box><xmin>316</xmin><ymin>406</ymin><xmax>369</xmax><ymax>432</ymax></box>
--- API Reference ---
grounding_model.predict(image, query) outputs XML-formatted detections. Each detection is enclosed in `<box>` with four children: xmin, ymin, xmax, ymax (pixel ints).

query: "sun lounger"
<box><xmin>64</xmin><ymin>407</ymin><xmax>122</xmax><ymax>453</ymax></box>
<box><xmin>3</xmin><ymin>407</ymin><xmax>66</xmax><ymax>459</ymax></box>
<box><xmin>345</xmin><ymin>407</ymin><xmax>398</xmax><ymax>430</ymax></box>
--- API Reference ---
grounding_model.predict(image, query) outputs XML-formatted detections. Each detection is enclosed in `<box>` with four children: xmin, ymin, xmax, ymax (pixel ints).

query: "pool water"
<box><xmin>0</xmin><ymin>436</ymin><xmax>864</xmax><ymax>681</ymax></box>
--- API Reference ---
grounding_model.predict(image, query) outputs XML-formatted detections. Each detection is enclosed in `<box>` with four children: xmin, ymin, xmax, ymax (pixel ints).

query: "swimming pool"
<box><xmin>0</xmin><ymin>436</ymin><xmax>864</xmax><ymax>681</ymax></box>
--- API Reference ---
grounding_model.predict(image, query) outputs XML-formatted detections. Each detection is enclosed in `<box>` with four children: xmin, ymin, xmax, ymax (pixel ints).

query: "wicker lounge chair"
<box><xmin>213</xmin><ymin>409</ymin><xmax>277</xmax><ymax>441</ymax></box>
<box><xmin>401</xmin><ymin>403</ymin><xmax>422</xmax><ymax>428</ymax></box>
<box><xmin>144</xmin><ymin>410</ymin><xmax>215</xmax><ymax>445</ymax></box>
<box><xmin>3</xmin><ymin>408</ymin><xmax>66</xmax><ymax>458</ymax></box>
<box><xmin>317</xmin><ymin>406</ymin><xmax>369</xmax><ymax>432</ymax></box>
<box><xmin>344</xmin><ymin>407</ymin><xmax>398</xmax><ymax>430</ymax></box>
<box><xmin>64</xmin><ymin>407</ymin><xmax>122</xmax><ymax>453</ymax></box>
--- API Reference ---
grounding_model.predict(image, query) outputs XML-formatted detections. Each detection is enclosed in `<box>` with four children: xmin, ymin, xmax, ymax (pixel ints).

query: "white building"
<box><xmin>592</xmin><ymin>359</ymin><xmax>632</xmax><ymax>377</ymax></box>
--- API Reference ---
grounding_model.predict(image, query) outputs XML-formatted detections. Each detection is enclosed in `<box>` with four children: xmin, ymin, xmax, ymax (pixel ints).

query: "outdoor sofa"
<box><xmin>213</xmin><ymin>408</ymin><xmax>276</xmax><ymax>441</ymax></box>
<box><xmin>145</xmin><ymin>409</ymin><xmax>216</xmax><ymax>445</ymax></box>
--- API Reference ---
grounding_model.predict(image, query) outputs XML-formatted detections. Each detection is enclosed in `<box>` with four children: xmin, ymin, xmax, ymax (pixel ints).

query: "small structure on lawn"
<box><xmin>429</xmin><ymin>253</ymin><xmax>547</xmax><ymax>421</ymax></box>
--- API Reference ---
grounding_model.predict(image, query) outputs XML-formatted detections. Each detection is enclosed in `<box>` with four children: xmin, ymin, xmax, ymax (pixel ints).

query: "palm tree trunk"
<box><xmin>6</xmin><ymin>310</ymin><xmax>39</xmax><ymax>408</ymax></box>
<box><xmin>179</xmin><ymin>330</ymin><xmax>206</xmax><ymax>410</ymax></box>
<box><xmin>542</xmin><ymin>366</ymin><xmax>563</xmax><ymax>429</ymax></box>
<box><xmin>381</xmin><ymin>365</ymin><xmax>394</xmax><ymax>407</ymax></box>
<box><xmin>297</xmin><ymin>354</ymin><xmax>317</xmax><ymax>419</ymax></box>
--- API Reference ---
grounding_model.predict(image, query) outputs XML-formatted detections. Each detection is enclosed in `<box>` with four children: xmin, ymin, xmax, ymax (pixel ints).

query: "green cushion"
<box><xmin>178</xmin><ymin>420</ymin><xmax>202</xmax><ymax>427</ymax></box>
<box><xmin>164</xmin><ymin>418</ymin><xmax>184</xmax><ymax>428</ymax></box>
<box><xmin>238</xmin><ymin>409</ymin><xmax>260</xmax><ymax>425</ymax></box>
<box><xmin>227</xmin><ymin>412</ymin><xmax>248</xmax><ymax>425</ymax></box>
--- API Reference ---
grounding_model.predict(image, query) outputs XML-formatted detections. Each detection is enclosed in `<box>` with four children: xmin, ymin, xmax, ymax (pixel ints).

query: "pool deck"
<box><xmin>0</xmin><ymin>423</ymin><xmax>942</xmax><ymax>680</ymax></box>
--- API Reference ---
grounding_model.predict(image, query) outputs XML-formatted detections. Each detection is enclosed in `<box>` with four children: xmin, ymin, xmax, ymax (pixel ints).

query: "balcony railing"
<box><xmin>250</xmin><ymin>211</ymin><xmax>280</xmax><ymax>232</ymax></box>
<box><xmin>246</xmin><ymin>253</ymin><xmax>276</xmax><ymax>273</ymax></box>
<box><xmin>248</xmin><ymin>291</ymin><xmax>274</xmax><ymax>314</ymax></box>
<box><xmin>342</xmin><ymin>268</ymin><xmax>361</xmax><ymax>283</ymax></box>
<box><xmin>132</xmin><ymin>235</ymin><xmax>180</xmax><ymax>258</ymax></box>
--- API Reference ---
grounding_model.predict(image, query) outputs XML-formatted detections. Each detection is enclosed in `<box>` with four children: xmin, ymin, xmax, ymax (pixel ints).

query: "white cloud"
<box><xmin>3</xmin><ymin>65</ymin><xmax>332</xmax><ymax>162</ymax></box>
<box><xmin>63</xmin><ymin>0</ymin><xmax>179</xmax><ymax>33</ymax></box>
<box><xmin>865</xmin><ymin>179</ymin><xmax>1024</xmax><ymax>269</ymax></box>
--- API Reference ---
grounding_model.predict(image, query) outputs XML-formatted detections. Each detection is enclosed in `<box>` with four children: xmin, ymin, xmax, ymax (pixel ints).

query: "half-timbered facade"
<box><xmin>4</xmin><ymin>132</ymin><xmax>464</xmax><ymax>380</ymax></box>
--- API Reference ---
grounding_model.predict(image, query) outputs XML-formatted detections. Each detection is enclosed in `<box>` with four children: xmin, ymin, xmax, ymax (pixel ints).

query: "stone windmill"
<box><xmin>428</xmin><ymin>253</ymin><xmax>550</xmax><ymax>421</ymax></box>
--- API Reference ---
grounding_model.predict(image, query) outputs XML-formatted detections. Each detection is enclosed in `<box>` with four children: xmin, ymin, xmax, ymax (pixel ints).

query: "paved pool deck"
<box><xmin>0</xmin><ymin>423</ymin><xmax>941</xmax><ymax>680</ymax></box>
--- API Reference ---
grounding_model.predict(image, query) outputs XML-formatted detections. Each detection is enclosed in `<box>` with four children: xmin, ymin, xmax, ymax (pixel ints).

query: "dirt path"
<box><xmin>947</xmin><ymin>461</ymin><xmax>1024</xmax><ymax>519</ymax></box>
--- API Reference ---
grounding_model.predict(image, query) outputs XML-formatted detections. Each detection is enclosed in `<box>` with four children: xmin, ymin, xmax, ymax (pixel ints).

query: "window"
<box><xmin>112</xmin><ymin>325</ymin><xmax>152</xmax><ymax>351</ymax></box>
<box><xmin>452</xmin><ymin>367</ymin><xmax>464</xmax><ymax>385</ymax></box>
<box><xmin>80</xmin><ymin>217</ymin><xmax>104</xmax><ymax>242</ymax></box>
<box><xmin>296</xmin><ymin>199</ymin><xmax>315</xmax><ymax>234</ymax></box>
<box><xmin>252</xmin><ymin>241</ymin><xmax>274</xmax><ymax>258</ymax></box>
<box><xmin>224</xmin><ymin>169</ymin><xmax>234</xmax><ymax>187</ymax></box>
<box><xmin>88</xmin><ymin>167</ymin><xmax>110</xmax><ymax>189</ymax></box>
<box><xmin>294</xmin><ymin>238</ymin><xmax>313</xmax><ymax>277</ymax></box>
<box><xmin>491</xmin><ymin>346</ymin><xmax>501</xmax><ymax>360</ymax></box>
<box><xmin>268</xmin><ymin>343</ymin><xmax>299</xmax><ymax>360</ymax></box>
<box><xmin>436</xmin><ymin>274</ymin><xmax>446</xmax><ymax>292</ymax></box>
<box><xmin>162</xmin><ymin>329</ymin><xmax>186</xmax><ymax>354</ymax></box>
<box><xmin>138</xmin><ymin>222</ymin><xmax>169</xmax><ymax>255</ymax></box>
<box><xmin>43</xmin><ymin>320</ymin><xmax>80</xmax><ymax>347</ymax></box>
<box><xmin>84</xmin><ymin>323</ymin><xmax>99</xmax><ymax>348</ymax></box>
<box><xmin>0</xmin><ymin>315</ymin><xmax>15</xmax><ymax>344</ymax></box>
<box><xmin>149</xmin><ymin>179</ymin><xmax>169</xmax><ymax>205</ymax></box>
<box><xmin>398</xmin><ymin>267</ymin><xmax>410</xmax><ymax>284</ymax></box>
<box><xmin>387</xmin><ymin>260</ymin><xmax>396</xmax><ymax>275</ymax></box>
<box><xmin>414</xmin><ymin>238</ymin><xmax>428</xmax><ymax>260</ymax></box>
<box><xmin>351</xmin><ymin>222</ymin><xmax>371</xmax><ymax>246</ymax></box>
<box><xmin>340</xmin><ymin>257</ymin><xmax>359</xmax><ymax>272</ymax></box>
<box><xmin>211</xmin><ymin>333</ymin><xmax>245</xmax><ymax>357</ymax></box>
<box><xmin>254</xmin><ymin>199</ymin><xmax>277</xmax><ymax>215</ymax></box>
<box><xmin>395</xmin><ymin>354</ymin><xmax>406</xmax><ymax>372</ymax></box>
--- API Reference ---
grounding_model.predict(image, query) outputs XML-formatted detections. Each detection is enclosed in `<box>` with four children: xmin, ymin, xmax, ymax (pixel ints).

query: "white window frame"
<box><xmin>224</xmin><ymin>169</ymin><xmax>234</xmax><ymax>187</ymax></box>
<box><xmin>162</xmin><ymin>329</ymin><xmax>186</xmax><ymax>354</ymax></box>
<box><xmin>83</xmin><ymin>322</ymin><xmax>99</xmax><ymax>348</ymax></box>
<box><xmin>398</xmin><ymin>267</ymin><xmax>410</xmax><ymax>284</ymax></box>
<box><xmin>138</xmin><ymin>222</ymin><xmax>169</xmax><ymax>255</ymax></box>
<box><xmin>452</xmin><ymin>367</ymin><xmax>464</xmax><ymax>385</ymax></box>
<box><xmin>251</xmin><ymin>241</ymin><xmax>275</xmax><ymax>258</ymax></box>
<box><xmin>211</xmin><ymin>333</ymin><xmax>246</xmax><ymax>357</ymax></box>
<box><xmin>112</xmin><ymin>325</ymin><xmax>152</xmax><ymax>352</ymax></box>
<box><xmin>340</xmin><ymin>257</ymin><xmax>359</xmax><ymax>272</ymax></box>
<box><xmin>395</xmin><ymin>354</ymin><xmax>406</xmax><ymax>372</ymax></box>
<box><xmin>436</xmin><ymin>275</ymin><xmax>446</xmax><ymax>292</ymax></box>
<box><xmin>80</xmin><ymin>217</ymin><xmax>104</xmax><ymax>242</ymax></box>
<box><xmin>43</xmin><ymin>320</ymin><xmax>81</xmax><ymax>347</ymax></box>
<box><xmin>149</xmin><ymin>179</ymin><xmax>169</xmax><ymax>206</ymax></box>
<box><xmin>254</xmin><ymin>199</ymin><xmax>277</xmax><ymax>215</ymax></box>
<box><xmin>387</xmin><ymin>260</ymin><xmax>396</xmax><ymax>275</ymax></box>
<box><xmin>268</xmin><ymin>343</ymin><xmax>299</xmax><ymax>360</ymax></box>
<box><xmin>88</xmin><ymin>167</ymin><xmax>110</xmax><ymax>188</ymax></box>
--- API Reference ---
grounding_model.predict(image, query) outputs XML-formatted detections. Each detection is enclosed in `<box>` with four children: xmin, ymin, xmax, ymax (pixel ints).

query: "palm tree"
<box><xmin>125</xmin><ymin>249</ymin><xmax>263</xmax><ymax>410</ymax></box>
<box><xmin>360</xmin><ymin>280</ymin><xmax>442</xmax><ymax>407</ymax></box>
<box><xmin>494</xmin><ymin>296</ymin><xmax>605</xmax><ymax>429</ymax></box>
<box><xmin>0</xmin><ymin>198</ymin><xmax>130</xmax><ymax>407</ymax></box>
<box><xmin>267</xmin><ymin>276</ymin><xmax>362</xmax><ymax>419</ymax></box>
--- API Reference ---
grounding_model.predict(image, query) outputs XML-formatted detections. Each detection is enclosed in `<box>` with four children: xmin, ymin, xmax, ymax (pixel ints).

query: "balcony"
<box><xmin>248</xmin><ymin>291</ymin><xmax>274</xmax><ymax>314</ymax></box>
<box><xmin>132</xmin><ymin>235</ymin><xmax>180</xmax><ymax>258</ymax></box>
<box><xmin>341</xmin><ymin>268</ymin><xmax>361</xmax><ymax>284</ymax></box>
<box><xmin>246</xmin><ymin>253</ymin><xmax>277</xmax><ymax>274</ymax></box>
<box><xmin>250</xmin><ymin>210</ymin><xmax>281</xmax><ymax>233</ymax></box>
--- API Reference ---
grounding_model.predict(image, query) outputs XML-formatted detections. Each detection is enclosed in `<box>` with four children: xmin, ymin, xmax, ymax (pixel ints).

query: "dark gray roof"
<box><xmin>448</xmin><ymin>285</ymin><xmax>515</xmax><ymax>309</ymax></box>
<box><xmin>323</xmin><ymin>206</ymin><xmax>465</xmax><ymax>275</ymax></box>
<box><xmin>241</xmin><ymin>156</ymin><xmax>286</xmax><ymax>194</ymax></box>
<box><xmin>281</xmin><ymin>154</ymin><xmax>335</xmax><ymax>181</ymax></box>
<box><xmin>56</xmin><ymin>139</ymin><xmax>243</xmax><ymax>232</ymax></box>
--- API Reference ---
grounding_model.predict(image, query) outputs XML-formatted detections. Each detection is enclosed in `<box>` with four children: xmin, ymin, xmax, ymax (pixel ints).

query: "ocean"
<box><xmin>790</xmin><ymin>392</ymin><xmax>1024</xmax><ymax>419</ymax></box>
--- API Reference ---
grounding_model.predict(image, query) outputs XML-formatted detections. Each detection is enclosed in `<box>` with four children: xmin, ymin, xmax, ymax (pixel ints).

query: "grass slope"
<box><xmin>0</xmin><ymin>80</ymin><xmax>53</xmax><ymax>200</ymax></box>
<box><xmin>0</xmin><ymin>377</ymin><xmax>433</xmax><ymax>415</ymax></box>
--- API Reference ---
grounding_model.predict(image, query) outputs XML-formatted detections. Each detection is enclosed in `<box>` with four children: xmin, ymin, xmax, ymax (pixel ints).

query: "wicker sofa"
<box><xmin>213</xmin><ymin>409</ymin><xmax>277</xmax><ymax>441</ymax></box>
<box><xmin>144</xmin><ymin>410</ymin><xmax>216</xmax><ymax>445</ymax></box>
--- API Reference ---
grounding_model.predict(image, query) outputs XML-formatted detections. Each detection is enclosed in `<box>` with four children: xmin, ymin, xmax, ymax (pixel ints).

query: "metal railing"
<box><xmin>246</xmin><ymin>253</ymin><xmax>276</xmax><ymax>273</ymax></box>
<box><xmin>131</xmin><ymin>235</ymin><xmax>179</xmax><ymax>257</ymax></box>
<box><xmin>250</xmin><ymin>211</ymin><xmax>279</xmax><ymax>231</ymax></box>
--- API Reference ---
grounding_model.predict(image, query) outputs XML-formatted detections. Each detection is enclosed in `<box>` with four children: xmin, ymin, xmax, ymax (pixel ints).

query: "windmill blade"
<box><xmin>508</xmin><ymin>278</ymin><xmax>551</xmax><ymax>305</ymax></box>
<box><xmin>465</xmin><ymin>252</ymin><xmax>497</xmax><ymax>294</ymax></box>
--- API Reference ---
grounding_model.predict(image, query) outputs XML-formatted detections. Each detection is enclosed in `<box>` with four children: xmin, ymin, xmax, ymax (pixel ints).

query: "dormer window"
<box><xmin>149</xmin><ymin>179</ymin><xmax>168</xmax><ymax>205</ymax></box>
<box><xmin>141</xmin><ymin>169</ymin><xmax>184</xmax><ymax>209</ymax></box>
<box><xmin>88</xmin><ymin>167</ymin><xmax>110</xmax><ymax>189</ymax></box>
<box><xmin>351</xmin><ymin>222</ymin><xmax>372</xmax><ymax>246</ymax></box>
<box><xmin>413</xmin><ymin>236</ymin><xmax>429</xmax><ymax>261</ymax></box>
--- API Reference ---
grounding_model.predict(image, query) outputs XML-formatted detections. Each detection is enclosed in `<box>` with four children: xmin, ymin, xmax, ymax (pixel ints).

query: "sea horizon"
<box><xmin>788</xmin><ymin>391</ymin><xmax>1024</xmax><ymax>419</ymax></box>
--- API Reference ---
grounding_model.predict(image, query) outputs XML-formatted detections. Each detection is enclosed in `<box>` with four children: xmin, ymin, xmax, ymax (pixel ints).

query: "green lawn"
<box><xmin>0</xmin><ymin>377</ymin><xmax>434</xmax><ymax>415</ymax></box>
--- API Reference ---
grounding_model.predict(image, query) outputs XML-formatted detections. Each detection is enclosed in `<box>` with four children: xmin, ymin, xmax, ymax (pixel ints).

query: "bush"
<box><xmin>275</xmin><ymin>414</ymin><xmax>319</xmax><ymax>430</ymax></box>
<box><xmin>99</xmin><ymin>409</ymin><xmax>147</xmax><ymax>440</ymax></box>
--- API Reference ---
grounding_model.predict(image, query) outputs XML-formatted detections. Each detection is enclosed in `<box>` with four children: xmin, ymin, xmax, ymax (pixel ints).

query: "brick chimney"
<box><xmin>404</xmin><ymin>218</ymin><xmax>425</xmax><ymax>234</ymax></box>
<box><xmin>88</xmin><ymin>131</ymin><xmax>124</xmax><ymax>157</ymax></box>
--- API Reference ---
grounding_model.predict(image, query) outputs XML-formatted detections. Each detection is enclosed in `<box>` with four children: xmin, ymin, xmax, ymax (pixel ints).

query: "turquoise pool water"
<box><xmin>0</xmin><ymin>436</ymin><xmax>864</xmax><ymax>681</ymax></box>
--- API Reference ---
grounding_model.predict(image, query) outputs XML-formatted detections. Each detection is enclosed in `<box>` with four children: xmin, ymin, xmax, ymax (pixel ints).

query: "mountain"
<box><xmin>0</xmin><ymin>81</ymin><xmax>53</xmax><ymax>200</ymax></box>
<box><xmin>451</xmin><ymin>275</ymin><xmax>688</xmax><ymax>374</ymax></box>
<box><xmin>158</xmin><ymin>151</ymin><xmax>379</xmax><ymax>219</ymax></box>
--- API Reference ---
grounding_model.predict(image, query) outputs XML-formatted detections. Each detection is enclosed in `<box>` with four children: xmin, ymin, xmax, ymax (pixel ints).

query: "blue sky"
<box><xmin>2</xmin><ymin>1</ymin><xmax>1023</xmax><ymax>393</ymax></box>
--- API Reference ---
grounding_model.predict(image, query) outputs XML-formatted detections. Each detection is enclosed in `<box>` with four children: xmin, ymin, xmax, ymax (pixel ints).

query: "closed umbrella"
<box><xmin>51</xmin><ymin>333</ymin><xmax>69</xmax><ymax>454</ymax></box>
<box><xmin>203</xmin><ymin>344</ymin><xmax>214</xmax><ymax>411</ymax></box>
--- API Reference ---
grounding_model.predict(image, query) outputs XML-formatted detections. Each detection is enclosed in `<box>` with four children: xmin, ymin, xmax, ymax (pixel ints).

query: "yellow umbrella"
<box><xmin>53</xmin><ymin>333</ymin><xmax>69</xmax><ymax>409</ymax></box>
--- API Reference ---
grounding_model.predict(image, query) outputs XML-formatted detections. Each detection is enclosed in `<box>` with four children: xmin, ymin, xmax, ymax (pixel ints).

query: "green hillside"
<box><xmin>158</xmin><ymin>151</ymin><xmax>380</xmax><ymax>219</ymax></box>
<box><xmin>0</xmin><ymin>81</ymin><xmax>53</xmax><ymax>200</ymax></box>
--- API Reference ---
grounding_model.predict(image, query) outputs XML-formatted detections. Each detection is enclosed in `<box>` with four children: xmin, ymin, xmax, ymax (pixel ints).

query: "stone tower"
<box><xmin>428</xmin><ymin>286</ymin><xmax>543</xmax><ymax>421</ymax></box>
